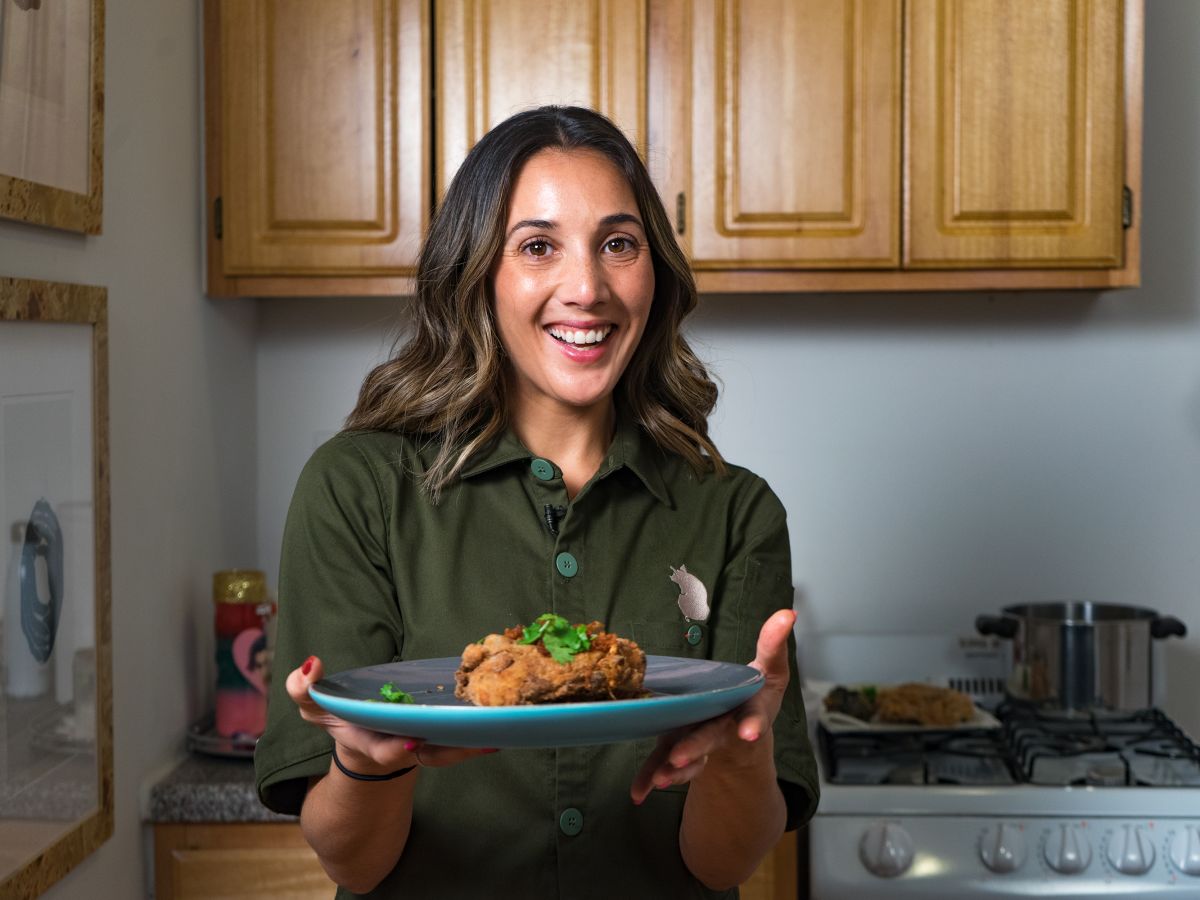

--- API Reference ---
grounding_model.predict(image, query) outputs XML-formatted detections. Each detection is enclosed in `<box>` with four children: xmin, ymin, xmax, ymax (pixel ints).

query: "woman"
<box><xmin>255</xmin><ymin>106</ymin><xmax>818</xmax><ymax>898</ymax></box>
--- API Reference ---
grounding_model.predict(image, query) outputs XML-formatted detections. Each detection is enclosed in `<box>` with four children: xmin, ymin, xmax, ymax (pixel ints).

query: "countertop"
<box><xmin>146</xmin><ymin>753</ymin><xmax>297</xmax><ymax>824</ymax></box>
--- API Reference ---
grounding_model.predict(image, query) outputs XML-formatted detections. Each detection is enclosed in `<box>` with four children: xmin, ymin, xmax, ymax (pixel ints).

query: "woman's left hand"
<box><xmin>630</xmin><ymin>608</ymin><xmax>796</xmax><ymax>805</ymax></box>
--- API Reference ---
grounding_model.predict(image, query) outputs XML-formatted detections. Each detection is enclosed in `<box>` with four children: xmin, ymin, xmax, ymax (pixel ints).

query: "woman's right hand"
<box><xmin>286</xmin><ymin>655</ymin><xmax>496</xmax><ymax>775</ymax></box>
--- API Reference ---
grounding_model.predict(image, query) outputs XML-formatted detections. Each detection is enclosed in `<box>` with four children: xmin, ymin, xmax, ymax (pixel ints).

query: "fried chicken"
<box><xmin>875</xmin><ymin>682</ymin><xmax>975</xmax><ymax>727</ymax></box>
<box><xmin>455</xmin><ymin>620</ymin><xmax>646</xmax><ymax>706</ymax></box>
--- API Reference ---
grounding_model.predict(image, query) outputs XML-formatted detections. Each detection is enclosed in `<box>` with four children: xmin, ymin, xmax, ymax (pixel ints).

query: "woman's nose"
<box><xmin>561</xmin><ymin>253</ymin><xmax>607</xmax><ymax>307</ymax></box>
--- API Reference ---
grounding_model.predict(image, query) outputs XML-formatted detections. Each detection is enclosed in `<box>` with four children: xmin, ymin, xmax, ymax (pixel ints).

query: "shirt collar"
<box><xmin>457</xmin><ymin>410</ymin><xmax>673</xmax><ymax>507</ymax></box>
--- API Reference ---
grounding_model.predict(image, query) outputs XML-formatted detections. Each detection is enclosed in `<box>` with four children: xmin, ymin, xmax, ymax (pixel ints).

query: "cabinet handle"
<box><xmin>213</xmin><ymin>196</ymin><xmax>223</xmax><ymax>240</ymax></box>
<box><xmin>675</xmin><ymin>192</ymin><xmax>686</xmax><ymax>236</ymax></box>
<box><xmin>1122</xmin><ymin>186</ymin><xmax>1133</xmax><ymax>229</ymax></box>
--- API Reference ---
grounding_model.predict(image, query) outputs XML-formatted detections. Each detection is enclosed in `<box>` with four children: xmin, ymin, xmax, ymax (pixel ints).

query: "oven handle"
<box><xmin>976</xmin><ymin>614</ymin><xmax>1019</xmax><ymax>640</ymax></box>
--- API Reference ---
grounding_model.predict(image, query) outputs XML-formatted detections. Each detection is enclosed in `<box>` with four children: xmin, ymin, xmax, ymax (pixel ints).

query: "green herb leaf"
<box><xmin>517</xmin><ymin>613</ymin><xmax>591</xmax><ymax>664</ymax></box>
<box><xmin>379</xmin><ymin>682</ymin><xmax>414</xmax><ymax>704</ymax></box>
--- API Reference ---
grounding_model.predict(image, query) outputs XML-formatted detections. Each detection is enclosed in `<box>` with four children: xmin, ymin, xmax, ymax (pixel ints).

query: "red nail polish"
<box><xmin>403</xmin><ymin>740</ymin><xmax>418</xmax><ymax>752</ymax></box>
<box><xmin>301</xmin><ymin>656</ymin><xmax>315</xmax><ymax>675</ymax></box>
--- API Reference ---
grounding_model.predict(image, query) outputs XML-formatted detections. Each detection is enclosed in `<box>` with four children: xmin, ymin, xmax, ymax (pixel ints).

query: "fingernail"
<box><xmin>301</xmin><ymin>656</ymin><xmax>315</xmax><ymax>675</ymax></box>
<box><xmin>403</xmin><ymin>740</ymin><xmax>418</xmax><ymax>752</ymax></box>
<box><xmin>745</xmin><ymin>731</ymin><xmax>760</xmax><ymax>742</ymax></box>
<box><xmin>654</xmin><ymin>778</ymin><xmax>670</xmax><ymax>789</ymax></box>
<box><xmin>633</xmin><ymin>796</ymin><xmax>644</xmax><ymax>806</ymax></box>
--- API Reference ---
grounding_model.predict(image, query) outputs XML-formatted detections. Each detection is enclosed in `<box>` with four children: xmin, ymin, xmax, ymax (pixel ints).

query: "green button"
<box><xmin>559</xmin><ymin>807</ymin><xmax>584</xmax><ymax>836</ymax></box>
<box><xmin>555</xmin><ymin>552</ymin><xmax>578</xmax><ymax>578</ymax></box>
<box><xmin>685</xmin><ymin>624</ymin><xmax>703</xmax><ymax>645</ymax></box>
<box><xmin>530</xmin><ymin>458</ymin><xmax>554</xmax><ymax>480</ymax></box>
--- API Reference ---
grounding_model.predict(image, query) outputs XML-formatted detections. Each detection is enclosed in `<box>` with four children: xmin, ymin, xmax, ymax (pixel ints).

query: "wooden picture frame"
<box><xmin>0</xmin><ymin>0</ymin><xmax>105</xmax><ymax>234</ymax></box>
<box><xmin>0</xmin><ymin>277</ymin><xmax>112</xmax><ymax>898</ymax></box>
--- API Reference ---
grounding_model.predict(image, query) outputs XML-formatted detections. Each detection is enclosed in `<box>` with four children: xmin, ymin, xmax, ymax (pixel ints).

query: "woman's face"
<box><xmin>492</xmin><ymin>148</ymin><xmax>654</xmax><ymax>419</ymax></box>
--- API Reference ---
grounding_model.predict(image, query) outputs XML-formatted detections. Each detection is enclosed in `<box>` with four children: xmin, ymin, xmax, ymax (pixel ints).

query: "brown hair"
<box><xmin>346</xmin><ymin>106</ymin><xmax>725</xmax><ymax>499</ymax></box>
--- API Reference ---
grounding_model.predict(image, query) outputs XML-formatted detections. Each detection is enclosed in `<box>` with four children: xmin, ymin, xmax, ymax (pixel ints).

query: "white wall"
<box><xmin>0</xmin><ymin>2</ymin><xmax>257</xmax><ymax>897</ymax></box>
<box><xmin>255</xmin><ymin>2</ymin><xmax>1200</xmax><ymax>738</ymax></box>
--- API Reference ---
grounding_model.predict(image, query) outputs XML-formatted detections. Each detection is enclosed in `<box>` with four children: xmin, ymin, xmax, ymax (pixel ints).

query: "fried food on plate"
<box><xmin>875</xmin><ymin>682</ymin><xmax>975</xmax><ymax>727</ymax></box>
<box><xmin>455</xmin><ymin>614</ymin><xmax>646</xmax><ymax>706</ymax></box>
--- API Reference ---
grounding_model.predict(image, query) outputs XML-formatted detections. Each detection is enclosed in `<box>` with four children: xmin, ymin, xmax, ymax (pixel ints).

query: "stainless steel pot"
<box><xmin>976</xmin><ymin>602</ymin><xmax>1187</xmax><ymax>711</ymax></box>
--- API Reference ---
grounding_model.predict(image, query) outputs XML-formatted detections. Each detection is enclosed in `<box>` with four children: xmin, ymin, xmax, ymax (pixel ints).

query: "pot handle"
<box><xmin>976</xmin><ymin>615</ymin><xmax>1018</xmax><ymax>639</ymax></box>
<box><xmin>1151</xmin><ymin>616</ymin><xmax>1188</xmax><ymax>639</ymax></box>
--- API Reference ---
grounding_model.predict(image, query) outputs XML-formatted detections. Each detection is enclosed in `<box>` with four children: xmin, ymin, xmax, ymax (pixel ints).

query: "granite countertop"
<box><xmin>146</xmin><ymin>754</ymin><xmax>297</xmax><ymax>824</ymax></box>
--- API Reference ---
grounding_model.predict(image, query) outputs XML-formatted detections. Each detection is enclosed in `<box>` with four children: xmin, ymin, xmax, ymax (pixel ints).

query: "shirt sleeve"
<box><xmin>709</xmin><ymin>475</ymin><xmax>820</xmax><ymax>831</ymax></box>
<box><xmin>254</xmin><ymin>433</ymin><xmax>406</xmax><ymax>815</ymax></box>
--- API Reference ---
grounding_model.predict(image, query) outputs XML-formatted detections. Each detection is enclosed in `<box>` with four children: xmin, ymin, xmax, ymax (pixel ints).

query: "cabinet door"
<box><xmin>653</xmin><ymin>0</ymin><xmax>901</xmax><ymax>269</ymax></box>
<box><xmin>739</xmin><ymin>831</ymin><xmax>798</xmax><ymax>900</ymax></box>
<box><xmin>906</xmin><ymin>0</ymin><xmax>1124</xmax><ymax>268</ymax></box>
<box><xmin>154</xmin><ymin>823</ymin><xmax>336</xmax><ymax>900</ymax></box>
<box><xmin>218</xmin><ymin>0</ymin><xmax>429</xmax><ymax>276</ymax></box>
<box><xmin>435</xmin><ymin>0</ymin><xmax>647</xmax><ymax>196</ymax></box>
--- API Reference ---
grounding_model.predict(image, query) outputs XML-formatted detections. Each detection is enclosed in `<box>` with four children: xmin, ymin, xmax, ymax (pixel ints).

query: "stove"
<box><xmin>802</xmin><ymin>634</ymin><xmax>1200</xmax><ymax>899</ymax></box>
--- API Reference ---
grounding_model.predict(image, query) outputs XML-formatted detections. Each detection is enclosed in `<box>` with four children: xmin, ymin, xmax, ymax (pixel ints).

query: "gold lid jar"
<box><xmin>213</xmin><ymin>569</ymin><xmax>267</xmax><ymax>604</ymax></box>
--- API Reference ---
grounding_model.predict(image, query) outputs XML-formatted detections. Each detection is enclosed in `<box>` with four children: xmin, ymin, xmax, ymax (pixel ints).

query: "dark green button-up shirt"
<box><xmin>255</xmin><ymin>417</ymin><xmax>818</xmax><ymax>899</ymax></box>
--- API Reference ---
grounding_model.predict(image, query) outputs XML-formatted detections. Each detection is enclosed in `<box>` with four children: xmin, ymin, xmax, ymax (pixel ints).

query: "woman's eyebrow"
<box><xmin>507</xmin><ymin>218</ymin><xmax>555</xmax><ymax>239</ymax></box>
<box><xmin>600</xmin><ymin>213</ymin><xmax>643</xmax><ymax>229</ymax></box>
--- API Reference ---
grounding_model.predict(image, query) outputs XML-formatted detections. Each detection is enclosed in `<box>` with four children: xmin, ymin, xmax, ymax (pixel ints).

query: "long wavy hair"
<box><xmin>346</xmin><ymin>106</ymin><xmax>725</xmax><ymax>499</ymax></box>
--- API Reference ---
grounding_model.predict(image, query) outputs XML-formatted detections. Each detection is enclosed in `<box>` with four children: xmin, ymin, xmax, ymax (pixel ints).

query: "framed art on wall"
<box><xmin>0</xmin><ymin>0</ymin><xmax>104</xmax><ymax>234</ymax></box>
<box><xmin>0</xmin><ymin>277</ymin><xmax>111</xmax><ymax>898</ymax></box>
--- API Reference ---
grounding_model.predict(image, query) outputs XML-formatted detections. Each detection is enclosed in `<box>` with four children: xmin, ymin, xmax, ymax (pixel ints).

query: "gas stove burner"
<box><xmin>819</xmin><ymin>727</ymin><xmax>1015</xmax><ymax>786</ymax></box>
<box><xmin>819</xmin><ymin>703</ymin><xmax>1200</xmax><ymax>789</ymax></box>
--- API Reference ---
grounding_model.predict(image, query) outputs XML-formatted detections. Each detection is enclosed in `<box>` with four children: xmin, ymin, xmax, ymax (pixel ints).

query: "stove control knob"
<box><xmin>859</xmin><ymin>821</ymin><xmax>915</xmax><ymax>878</ymax></box>
<box><xmin>1106</xmin><ymin>824</ymin><xmax>1155</xmax><ymax>875</ymax></box>
<box><xmin>1044</xmin><ymin>823</ymin><xmax>1092</xmax><ymax>875</ymax></box>
<box><xmin>1169</xmin><ymin>824</ymin><xmax>1200</xmax><ymax>876</ymax></box>
<box><xmin>979</xmin><ymin>823</ymin><xmax>1027</xmax><ymax>873</ymax></box>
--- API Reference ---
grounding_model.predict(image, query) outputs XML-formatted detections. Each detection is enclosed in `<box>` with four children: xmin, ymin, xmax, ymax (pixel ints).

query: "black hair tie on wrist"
<box><xmin>331</xmin><ymin>745</ymin><xmax>417</xmax><ymax>782</ymax></box>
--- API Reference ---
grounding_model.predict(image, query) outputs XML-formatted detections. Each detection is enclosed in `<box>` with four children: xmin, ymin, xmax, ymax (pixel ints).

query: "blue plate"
<box><xmin>309</xmin><ymin>655</ymin><xmax>763</xmax><ymax>748</ymax></box>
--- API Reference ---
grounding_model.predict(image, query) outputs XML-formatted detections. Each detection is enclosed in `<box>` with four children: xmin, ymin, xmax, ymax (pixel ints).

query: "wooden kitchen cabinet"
<box><xmin>205</xmin><ymin>0</ymin><xmax>1142</xmax><ymax>296</ymax></box>
<box><xmin>435</xmin><ymin>0</ymin><xmax>647</xmax><ymax>197</ymax></box>
<box><xmin>741</xmin><ymin>830</ymin><xmax>800</xmax><ymax>900</ymax></box>
<box><xmin>649</xmin><ymin>0</ymin><xmax>902</xmax><ymax>270</ymax></box>
<box><xmin>204</xmin><ymin>0</ymin><xmax>430</xmax><ymax>297</ymax></box>
<box><xmin>152</xmin><ymin>822</ymin><xmax>792</xmax><ymax>899</ymax></box>
<box><xmin>153</xmin><ymin>823</ymin><xmax>335</xmax><ymax>899</ymax></box>
<box><xmin>905</xmin><ymin>0</ymin><xmax>1125</xmax><ymax>269</ymax></box>
<box><xmin>205</xmin><ymin>0</ymin><xmax>645</xmax><ymax>297</ymax></box>
<box><xmin>650</xmin><ymin>0</ymin><xmax>1143</xmax><ymax>292</ymax></box>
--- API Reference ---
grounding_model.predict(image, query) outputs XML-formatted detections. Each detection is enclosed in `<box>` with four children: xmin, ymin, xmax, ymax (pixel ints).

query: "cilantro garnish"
<box><xmin>378</xmin><ymin>682</ymin><xmax>414</xmax><ymax>703</ymax></box>
<box><xmin>518</xmin><ymin>613</ymin><xmax>591</xmax><ymax>664</ymax></box>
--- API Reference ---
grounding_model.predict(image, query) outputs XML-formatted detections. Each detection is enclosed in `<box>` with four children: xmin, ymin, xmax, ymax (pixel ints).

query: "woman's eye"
<box><xmin>523</xmin><ymin>240</ymin><xmax>550</xmax><ymax>257</ymax></box>
<box><xmin>605</xmin><ymin>237</ymin><xmax>635</xmax><ymax>253</ymax></box>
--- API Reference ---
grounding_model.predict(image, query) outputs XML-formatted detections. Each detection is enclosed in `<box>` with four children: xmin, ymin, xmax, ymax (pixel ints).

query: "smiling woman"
<box><xmin>254</xmin><ymin>106</ymin><xmax>818</xmax><ymax>899</ymax></box>
<box><xmin>491</xmin><ymin>147</ymin><xmax>655</xmax><ymax>490</ymax></box>
<box><xmin>343</xmin><ymin>105</ymin><xmax>723</xmax><ymax>502</ymax></box>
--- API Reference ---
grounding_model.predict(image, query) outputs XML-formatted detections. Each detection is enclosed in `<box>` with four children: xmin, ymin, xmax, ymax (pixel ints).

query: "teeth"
<box><xmin>548</xmin><ymin>325</ymin><xmax>613</xmax><ymax>345</ymax></box>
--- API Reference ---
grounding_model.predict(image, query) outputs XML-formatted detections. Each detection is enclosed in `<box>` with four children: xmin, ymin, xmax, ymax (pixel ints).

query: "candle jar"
<box><xmin>213</xmin><ymin>570</ymin><xmax>274</xmax><ymax>739</ymax></box>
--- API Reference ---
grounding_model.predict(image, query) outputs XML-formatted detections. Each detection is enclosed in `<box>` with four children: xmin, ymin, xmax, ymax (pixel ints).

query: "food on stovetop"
<box><xmin>455</xmin><ymin>614</ymin><xmax>646</xmax><ymax>706</ymax></box>
<box><xmin>823</xmin><ymin>682</ymin><xmax>975</xmax><ymax>727</ymax></box>
<box><xmin>823</xmin><ymin>685</ymin><xmax>878</xmax><ymax>721</ymax></box>
<box><xmin>875</xmin><ymin>682</ymin><xmax>975</xmax><ymax>727</ymax></box>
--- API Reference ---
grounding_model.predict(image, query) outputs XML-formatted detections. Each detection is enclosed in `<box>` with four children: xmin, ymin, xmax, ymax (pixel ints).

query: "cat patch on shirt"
<box><xmin>669</xmin><ymin>564</ymin><xmax>709</xmax><ymax>622</ymax></box>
